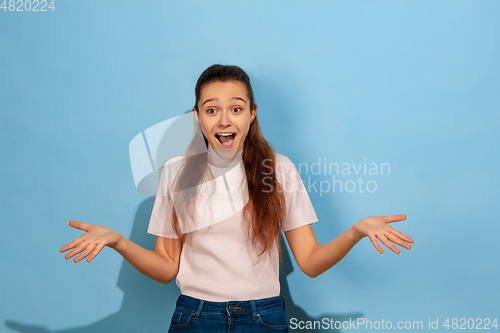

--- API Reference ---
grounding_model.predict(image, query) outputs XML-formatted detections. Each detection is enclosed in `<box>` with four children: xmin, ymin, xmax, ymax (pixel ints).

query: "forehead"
<box><xmin>199</xmin><ymin>81</ymin><xmax>248</xmax><ymax>102</ymax></box>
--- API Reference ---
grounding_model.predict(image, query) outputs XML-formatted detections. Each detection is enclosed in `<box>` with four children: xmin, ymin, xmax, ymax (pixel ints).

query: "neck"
<box><xmin>208</xmin><ymin>145</ymin><xmax>243</xmax><ymax>177</ymax></box>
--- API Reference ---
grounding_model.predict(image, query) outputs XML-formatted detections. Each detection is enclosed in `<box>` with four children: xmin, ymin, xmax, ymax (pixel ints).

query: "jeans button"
<box><xmin>229</xmin><ymin>305</ymin><xmax>235</xmax><ymax>311</ymax></box>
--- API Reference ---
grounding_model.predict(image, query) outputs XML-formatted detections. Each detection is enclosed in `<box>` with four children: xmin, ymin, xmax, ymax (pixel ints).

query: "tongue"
<box><xmin>219</xmin><ymin>135</ymin><xmax>234</xmax><ymax>146</ymax></box>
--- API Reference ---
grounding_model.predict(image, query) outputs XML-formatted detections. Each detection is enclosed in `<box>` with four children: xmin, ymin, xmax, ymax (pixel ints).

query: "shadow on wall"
<box><xmin>5</xmin><ymin>198</ymin><xmax>362</xmax><ymax>332</ymax></box>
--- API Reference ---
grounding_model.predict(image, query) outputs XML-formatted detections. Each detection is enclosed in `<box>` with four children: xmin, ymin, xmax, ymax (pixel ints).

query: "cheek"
<box><xmin>237</xmin><ymin>117</ymin><xmax>252</xmax><ymax>133</ymax></box>
<box><xmin>238</xmin><ymin>124</ymin><xmax>251</xmax><ymax>141</ymax></box>
<box><xmin>199</xmin><ymin>119</ymin><xmax>215</xmax><ymax>136</ymax></box>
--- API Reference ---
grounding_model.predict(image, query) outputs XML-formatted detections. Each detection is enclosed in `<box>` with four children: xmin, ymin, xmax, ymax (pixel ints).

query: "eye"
<box><xmin>232</xmin><ymin>107</ymin><xmax>242</xmax><ymax>113</ymax></box>
<box><xmin>206</xmin><ymin>108</ymin><xmax>217</xmax><ymax>115</ymax></box>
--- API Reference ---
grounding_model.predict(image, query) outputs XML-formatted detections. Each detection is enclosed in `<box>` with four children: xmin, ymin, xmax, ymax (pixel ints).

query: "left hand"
<box><xmin>60</xmin><ymin>220</ymin><xmax>122</xmax><ymax>263</ymax></box>
<box><xmin>352</xmin><ymin>214</ymin><xmax>414</xmax><ymax>255</ymax></box>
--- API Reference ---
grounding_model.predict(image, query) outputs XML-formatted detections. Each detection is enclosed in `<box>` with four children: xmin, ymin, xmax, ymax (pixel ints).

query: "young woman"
<box><xmin>60</xmin><ymin>64</ymin><xmax>414</xmax><ymax>332</ymax></box>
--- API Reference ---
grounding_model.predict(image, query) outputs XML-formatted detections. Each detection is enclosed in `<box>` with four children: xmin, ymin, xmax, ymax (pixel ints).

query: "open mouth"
<box><xmin>215</xmin><ymin>133</ymin><xmax>236</xmax><ymax>147</ymax></box>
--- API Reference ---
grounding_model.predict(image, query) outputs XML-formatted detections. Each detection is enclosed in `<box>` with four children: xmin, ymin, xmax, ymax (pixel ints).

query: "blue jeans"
<box><xmin>168</xmin><ymin>294</ymin><xmax>289</xmax><ymax>332</ymax></box>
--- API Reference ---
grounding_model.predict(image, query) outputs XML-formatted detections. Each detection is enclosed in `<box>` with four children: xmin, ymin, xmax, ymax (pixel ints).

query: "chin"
<box><xmin>212</xmin><ymin>148</ymin><xmax>239</xmax><ymax>160</ymax></box>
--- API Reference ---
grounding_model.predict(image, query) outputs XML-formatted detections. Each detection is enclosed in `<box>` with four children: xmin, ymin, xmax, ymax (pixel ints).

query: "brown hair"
<box><xmin>172</xmin><ymin>64</ymin><xmax>285</xmax><ymax>256</ymax></box>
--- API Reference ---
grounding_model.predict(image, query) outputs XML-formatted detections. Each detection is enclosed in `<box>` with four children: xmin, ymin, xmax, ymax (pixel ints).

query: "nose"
<box><xmin>218</xmin><ymin>110</ymin><xmax>231</xmax><ymax>127</ymax></box>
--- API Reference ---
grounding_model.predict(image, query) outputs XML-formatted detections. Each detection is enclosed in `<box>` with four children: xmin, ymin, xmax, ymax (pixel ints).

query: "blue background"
<box><xmin>1</xmin><ymin>0</ymin><xmax>499</xmax><ymax>332</ymax></box>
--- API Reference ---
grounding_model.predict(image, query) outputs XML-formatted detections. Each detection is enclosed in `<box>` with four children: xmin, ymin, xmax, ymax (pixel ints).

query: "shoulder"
<box><xmin>162</xmin><ymin>155</ymin><xmax>186</xmax><ymax>168</ymax></box>
<box><xmin>273</xmin><ymin>152</ymin><xmax>296</xmax><ymax>172</ymax></box>
<box><xmin>260</xmin><ymin>153</ymin><xmax>294</xmax><ymax>173</ymax></box>
<box><xmin>271</xmin><ymin>152</ymin><xmax>300</xmax><ymax>182</ymax></box>
<box><xmin>160</xmin><ymin>155</ymin><xmax>189</xmax><ymax>179</ymax></box>
<box><xmin>274</xmin><ymin>152</ymin><xmax>293</xmax><ymax>165</ymax></box>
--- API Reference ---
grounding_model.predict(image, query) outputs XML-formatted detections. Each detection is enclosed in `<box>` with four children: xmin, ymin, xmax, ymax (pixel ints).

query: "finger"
<box><xmin>68</xmin><ymin>220</ymin><xmax>91</xmax><ymax>232</ymax></box>
<box><xmin>87</xmin><ymin>243</ymin><xmax>105</xmax><ymax>263</ymax></box>
<box><xmin>384</xmin><ymin>214</ymin><xmax>407</xmax><ymax>223</ymax></box>
<box><xmin>377</xmin><ymin>234</ymin><xmax>401</xmax><ymax>255</ymax></box>
<box><xmin>74</xmin><ymin>243</ymin><xmax>97</xmax><ymax>263</ymax></box>
<box><xmin>368</xmin><ymin>235</ymin><xmax>384</xmax><ymax>255</ymax></box>
<box><xmin>60</xmin><ymin>236</ymin><xmax>86</xmax><ymax>253</ymax></box>
<box><xmin>389</xmin><ymin>228</ymin><xmax>415</xmax><ymax>245</ymax></box>
<box><xmin>386</xmin><ymin>232</ymin><xmax>412</xmax><ymax>250</ymax></box>
<box><xmin>60</xmin><ymin>241</ymin><xmax>78</xmax><ymax>254</ymax></box>
<box><xmin>64</xmin><ymin>240</ymin><xmax>88</xmax><ymax>260</ymax></box>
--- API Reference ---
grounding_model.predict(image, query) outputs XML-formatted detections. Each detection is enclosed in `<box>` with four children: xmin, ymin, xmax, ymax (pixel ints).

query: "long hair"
<box><xmin>172</xmin><ymin>64</ymin><xmax>286</xmax><ymax>256</ymax></box>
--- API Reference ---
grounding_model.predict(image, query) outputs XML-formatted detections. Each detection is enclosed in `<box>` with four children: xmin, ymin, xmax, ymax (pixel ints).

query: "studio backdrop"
<box><xmin>1</xmin><ymin>1</ymin><xmax>499</xmax><ymax>332</ymax></box>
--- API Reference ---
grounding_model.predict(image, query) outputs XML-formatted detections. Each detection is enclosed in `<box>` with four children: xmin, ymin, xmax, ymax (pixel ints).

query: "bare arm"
<box><xmin>60</xmin><ymin>220</ymin><xmax>182</xmax><ymax>284</ymax></box>
<box><xmin>285</xmin><ymin>214</ymin><xmax>414</xmax><ymax>278</ymax></box>
<box><xmin>113</xmin><ymin>234</ymin><xmax>182</xmax><ymax>284</ymax></box>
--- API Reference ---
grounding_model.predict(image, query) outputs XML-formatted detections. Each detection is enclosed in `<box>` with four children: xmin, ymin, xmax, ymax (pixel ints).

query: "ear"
<box><xmin>250</xmin><ymin>106</ymin><xmax>257</xmax><ymax>123</ymax></box>
<box><xmin>192</xmin><ymin>107</ymin><xmax>200</xmax><ymax>123</ymax></box>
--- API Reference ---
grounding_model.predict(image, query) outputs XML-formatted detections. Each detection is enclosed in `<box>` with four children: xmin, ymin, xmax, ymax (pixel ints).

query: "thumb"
<box><xmin>68</xmin><ymin>220</ymin><xmax>91</xmax><ymax>232</ymax></box>
<box><xmin>384</xmin><ymin>214</ymin><xmax>407</xmax><ymax>223</ymax></box>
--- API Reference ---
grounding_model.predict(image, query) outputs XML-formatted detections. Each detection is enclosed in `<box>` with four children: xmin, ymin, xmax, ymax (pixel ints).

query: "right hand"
<box><xmin>60</xmin><ymin>220</ymin><xmax>122</xmax><ymax>263</ymax></box>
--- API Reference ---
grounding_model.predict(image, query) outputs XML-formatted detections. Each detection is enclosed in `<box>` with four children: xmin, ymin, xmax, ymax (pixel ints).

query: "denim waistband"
<box><xmin>175</xmin><ymin>294</ymin><xmax>286</xmax><ymax>320</ymax></box>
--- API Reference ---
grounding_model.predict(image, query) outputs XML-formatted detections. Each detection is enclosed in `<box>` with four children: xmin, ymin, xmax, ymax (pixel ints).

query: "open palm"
<box><xmin>60</xmin><ymin>220</ymin><xmax>121</xmax><ymax>263</ymax></box>
<box><xmin>353</xmin><ymin>214</ymin><xmax>414</xmax><ymax>255</ymax></box>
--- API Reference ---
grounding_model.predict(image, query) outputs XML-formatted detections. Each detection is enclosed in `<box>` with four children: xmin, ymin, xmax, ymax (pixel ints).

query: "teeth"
<box><xmin>218</xmin><ymin>133</ymin><xmax>234</xmax><ymax>136</ymax></box>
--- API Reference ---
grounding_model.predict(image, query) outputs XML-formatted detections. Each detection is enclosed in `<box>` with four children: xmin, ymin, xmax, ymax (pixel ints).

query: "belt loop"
<box><xmin>194</xmin><ymin>300</ymin><xmax>205</xmax><ymax>319</ymax></box>
<box><xmin>281</xmin><ymin>296</ymin><xmax>286</xmax><ymax>310</ymax></box>
<box><xmin>250</xmin><ymin>300</ymin><xmax>258</xmax><ymax>320</ymax></box>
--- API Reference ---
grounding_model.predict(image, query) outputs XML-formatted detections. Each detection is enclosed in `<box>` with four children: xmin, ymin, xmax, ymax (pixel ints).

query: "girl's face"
<box><xmin>194</xmin><ymin>80</ymin><xmax>256</xmax><ymax>159</ymax></box>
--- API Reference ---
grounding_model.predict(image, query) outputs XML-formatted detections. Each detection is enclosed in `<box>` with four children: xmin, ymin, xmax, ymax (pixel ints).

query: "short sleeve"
<box><xmin>274</xmin><ymin>154</ymin><xmax>318</xmax><ymax>231</ymax></box>
<box><xmin>147</xmin><ymin>157</ymin><xmax>184</xmax><ymax>238</ymax></box>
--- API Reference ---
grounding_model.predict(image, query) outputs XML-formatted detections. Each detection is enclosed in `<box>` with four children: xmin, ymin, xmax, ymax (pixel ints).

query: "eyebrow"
<box><xmin>202</xmin><ymin>97</ymin><xmax>247</xmax><ymax>106</ymax></box>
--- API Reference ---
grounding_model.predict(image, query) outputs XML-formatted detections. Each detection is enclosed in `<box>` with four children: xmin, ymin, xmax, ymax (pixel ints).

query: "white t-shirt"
<box><xmin>147</xmin><ymin>148</ymin><xmax>318</xmax><ymax>301</ymax></box>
